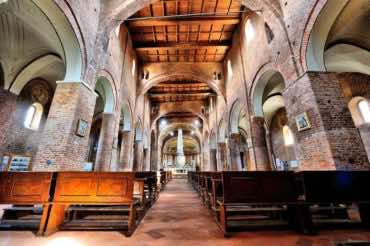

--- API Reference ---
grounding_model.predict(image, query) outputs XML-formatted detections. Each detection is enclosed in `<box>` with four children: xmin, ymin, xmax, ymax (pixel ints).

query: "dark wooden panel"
<box><xmin>299</xmin><ymin>171</ymin><xmax>370</xmax><ymax>203</ymax></box>
<box><xmin>222</xmin><ymin>171</ymin><xmax>299</xmax><ymax>204</ymax></box>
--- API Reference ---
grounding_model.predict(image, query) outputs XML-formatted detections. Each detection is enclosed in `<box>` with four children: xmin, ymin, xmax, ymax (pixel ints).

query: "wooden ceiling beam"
<box><xmin>135</xmin><ymin>41</ymin><xmax>230</xmax><ymax>51</ymax></box>
<box><xmin>126</xmin><ymin>16</ymin><xmax>240</xmax><ymax>27</ymax></box>
<box><xmin>148</xmin><ymin>92</ymin><xmax>212</xmax><ymax>97</ymax></box>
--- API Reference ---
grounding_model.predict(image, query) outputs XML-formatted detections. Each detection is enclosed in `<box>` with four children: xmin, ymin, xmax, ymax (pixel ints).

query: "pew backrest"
<box><xmin>0</xmin><ymin>172</ymin><xmax>53</xmax><ymax>204</ymax></box>
<box><xmin>222</xmin><ymin>171</ymin><xmax>299</xmax><ymax>204</ymax></box>
<box><xmin>53</xmin><ymin>172</ymin><xmax>134</xmax><ymax>204</ymax></box>
<box><xmin>298</xmin><ymin>171</ymin><xmax>370</xmax><ymax>203</ymax></box>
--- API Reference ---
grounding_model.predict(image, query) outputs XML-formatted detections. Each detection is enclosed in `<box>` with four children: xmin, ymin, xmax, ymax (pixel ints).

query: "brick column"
<box><xmin>283</xmin><ymin>72</ymin><xmax>369</xmax><ymax>170</ymax></box>
<box><xmin>0</xmin><ymin>89</ymin><xmax>17</xmax><ymax>156</ymax></box>
<box><xmin>228</xmin><ymin>133</ymin><xmax>242</xmax><ymax>171</ymax></box>
<box><xmin>251</xmin><ymin>117</ymin><xmax>271</xmax><ymax>170</ymax></box>
<box><xmin>33</xmin><ymin>82</ymin><xmax>97</xmax><ymax>171</ymax></box>
<box><xmin>95</xmin><ymin>113</ymin><xmax>116</xmax><ymax>171</ymax></box>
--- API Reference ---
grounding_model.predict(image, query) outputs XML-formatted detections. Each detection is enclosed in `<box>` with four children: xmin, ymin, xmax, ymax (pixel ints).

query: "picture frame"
<box><xmin>76</xmin><ymin>119</ymin><xmax>89</xmax><ymax>137</ymax></box>
<box><xmin>295</xmin><ymin>112</ymin><xmax>311</xmax><ymax>131</ymax></box>
<box><xmin>7</xmin><ymin>154</ymin><xmax>33</xmax><ymax>172</ymax></box>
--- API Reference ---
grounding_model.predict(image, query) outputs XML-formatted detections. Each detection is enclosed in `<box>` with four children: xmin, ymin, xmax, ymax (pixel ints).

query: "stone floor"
<box><xmin>1</xmin><ymin>178</ymin><xmax>370</xmax><ymax>246</ymax></box>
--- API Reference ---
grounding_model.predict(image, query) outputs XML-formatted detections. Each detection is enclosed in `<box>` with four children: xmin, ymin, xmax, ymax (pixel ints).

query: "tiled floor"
<box><xmin>1</xmin><ymin>178</ymin><xmax>370</xmax><ymax>246</ymax></box>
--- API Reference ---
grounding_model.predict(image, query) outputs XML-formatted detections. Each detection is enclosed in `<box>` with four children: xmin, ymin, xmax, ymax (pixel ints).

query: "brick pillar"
<box><xmin>95</xmin><ymin>113</ymin><xmax>116</xmax><ymax>171</ymax></box>
<box><xmin>251</xmin><ymin>117</ymin><xmax>271</xmax><ymax>170</ymax></box>
<box><xmin>0</xmin><ymin>89</ymin><xmax>17</xmax><ymax>156</ymax></box>
<box><xmin>229</xmin><ymin>133</ymin><xmax>242</xmax><ymax>171</ymax></box>
<box><xmin>283</xmin><ymin>72</ymin><xmax>369</xmax><ymax>170</ymax></box>
<box><xmin>33</xmin><ymin>82</ymin><xmax>97</xmax><ymax>171</ymax></box>
<box><xmin>217</xmin><ymin>142</ymin><xmax>227</xmax><ymax>171</ymax></box>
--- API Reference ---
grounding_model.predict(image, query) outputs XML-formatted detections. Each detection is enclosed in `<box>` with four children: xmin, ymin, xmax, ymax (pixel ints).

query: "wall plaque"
<box><xmin>7</xmin><ymin>155</ymin><xmax>32</xmax><ymax>171</ymax></box>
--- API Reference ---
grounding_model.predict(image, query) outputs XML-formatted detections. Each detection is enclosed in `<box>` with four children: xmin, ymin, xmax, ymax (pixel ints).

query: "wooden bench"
<box><xmin>217</xmin><ymin>171</ymin><xmax>299</xmax><ymax>236</ymax></box>
<box><xmin>134</xmin><ymin>171</ymin><xmax>157</xmax><ymax>209</ymax></box>
<box><xmin>0</xmin><ymin>172</ymin><xmax>54</xmax><ymax>235</ymax></box>
<box><xmin>44</xmin><ymin>172</ymin><xmax>138</xmax><ymax>236</ymax></box>
<box><xmin>294</xmin><ymin>171</ymin><xmax>370</xmax><ymax>234</ymax></box>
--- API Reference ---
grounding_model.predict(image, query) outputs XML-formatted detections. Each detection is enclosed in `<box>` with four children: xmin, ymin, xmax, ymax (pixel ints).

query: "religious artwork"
<box><xmin>76</xmin><ymin>119</ymin><xmax>89</xmax><ymax>137</ymax></box>
<box><xmin>7</xmin><ymin>155</ymin><xmax>32</xmax><ymax>171</ymax></box>
<box><xmin>0</xmin><ymin>155</ymin><xmax>10</xmax><ymax>171</ymax></box>
<box><xmin>295</xmin><ymin>112</ymin><xmax>311</xmax><ymax>131</ymax></box>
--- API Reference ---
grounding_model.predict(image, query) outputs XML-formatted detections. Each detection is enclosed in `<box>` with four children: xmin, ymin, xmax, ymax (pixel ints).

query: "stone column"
<box><xmin>95</xmin><ymin>113</ymin><xmax>116</xmax><ymax>171</ymax></box>
<box><xmin>33</xmin><ymin>82</ymin><xmax>97</xmax><ymax>171</ymax></box>
<box><xmin>133</xmin><ymin>140</ymin><xmax>143</xmax><ymax>171</ymax></box>
<box><xmin>228</xmin><ymin>133</ymin><xmax>242</xmax><ymax>171</ymax></box>
<box><xmin>283</xmin><ymin>72</ymin><xmax>369</xmax><ymax>170</ymax></box>
<box><xmin>210</xmin><ymin>149</ymin><xmax>217</xmax><ymax>171</ymax></box>
<box><xmin>217</xmin><ymin>143</ymin><xmax>227</xmax><ymax>171</ymax></box>
<box><xmin>251</xmin><ymin>117</ymin><xmax>271</xmax><ymax>170</ymax></box>
<box><xmin>150</xmin><ymin>145</ymin><xmax>157</xmax><ymax>171</ymax></box>
<box><xmin>119</xmin><ymin>131</ymin><xmax>132</xmax><ymax>170</ymax></box>
<box><xmin>0</xmin><ymin>89</ymin><xmax>17</xmax><ymax>156</ymax></box>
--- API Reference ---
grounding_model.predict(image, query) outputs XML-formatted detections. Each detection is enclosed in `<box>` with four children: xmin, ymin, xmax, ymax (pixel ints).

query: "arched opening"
<box><xmin>209</xmin><ymin>132</ymin><xmax>217</xmax><ymax>171</ymax></box>
<box><xmin>228</xmin><ymin>100</ymin><xmax>251</xmax><ymax>171</ymax></box>
<box><xmin>3</xmin><ymin>79</ymin><xmax>54</xmax><ymax>158</ymax></box>
<box><xmin>88</xmin><ymin>76</ymin><xmax>116</xmax><ymax>170</ymax></box>
<box><xmin>252</xmin><ymin>71</ymin><xmax>298</xmax><ymax>170</ymax></box>
<box><xmin>359</xmin><ymin>100</ymin><xmax>370</xmax><ymax>124</ymax></box>
<box><xmin>307</xmin><ymin>0</ymin><xmax>370</xmax><ymax>163</ymax></box>
<box><xmin>117</xmin><ymin>102</ymin><xmax>133</xmax><ymax>170</ymax></box>
<box><xmin>150</xmin><ymin>131</ymin><xmax>157</xmax><ymax>171</ymax></box>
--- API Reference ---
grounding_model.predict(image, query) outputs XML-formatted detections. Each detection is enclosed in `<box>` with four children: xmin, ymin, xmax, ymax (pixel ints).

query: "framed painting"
<box><xmin>76</xmin><ymin>119</ymin><xmax>89</xmax><ymax>137</ymax></box>
<box><xmin>295</xmin><ymin>112</ymin><xmax>311</xmax><ymax>131</ymax></box>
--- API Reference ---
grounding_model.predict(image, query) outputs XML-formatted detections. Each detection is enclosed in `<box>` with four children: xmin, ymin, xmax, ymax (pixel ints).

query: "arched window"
<box><xmin>283</xmin><ymin>125</ymin><xmax>294</xmax><ymax>146</ymax></box>
<box><xmin>359</xmin><ymin>100</ymin><xmax>370</xmax><ymax>123</ymax></box>
<box><xmin>227</xmin><ymin>60</ymin><xmax>233</xmax><ymax>80</ymax></box>
<box><xmin>245</xmin><ymin>19</ymin><xmax>255</xmax><ymax>44</ymax></box>
<box><xmin>132</xmin><ymin>59</ymin><xmax>136</xmax><ymax>76</ymax></box>
<box><xmin>24</xmin><ymin>103</ymin><xmax>43</xmax><ymax>130</ymax></box>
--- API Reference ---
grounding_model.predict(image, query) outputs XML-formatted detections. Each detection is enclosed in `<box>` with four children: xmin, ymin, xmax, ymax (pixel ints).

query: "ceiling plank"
<box><xmin>126</xmin><ymin>16</ymin><xmax>240</xmax><ymax>27</ymax></box>
<box><xmin>135</xmin><ymin>42</ymin><xmax>230</xmax><ymax>51</ymax></box>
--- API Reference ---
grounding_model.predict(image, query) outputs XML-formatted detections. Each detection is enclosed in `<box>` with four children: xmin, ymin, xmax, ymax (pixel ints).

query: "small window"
<box><xmin>227</xmin><ymin>60</ymin><xmax>233</xmax><ymax>80</ymax></box>
<box><xmin>264</xmin><ymin>23</ymin><xmax>274</xmax><ymax>44</ymax></box>
<box><xmin>132</xmin><ymin>59</ymin><xmax>136</xmax><ymax>76</ymax></box>
<box><xmin>24</xmin><ymin>103</ymin><xmax>43</xmax><ymax>130</ymax></box>
<box><xmin>359</xmin><ymin>100</ymin><xmax>370</xmax><ymax>123</ymax></box>
<box><xmin>245</xmin><ymin>19</ymin><xmax>255</xmax><ymax>44</ymax></box>
<box><xmin>283</xmin><ymin>125</ymin><xmax>294</xmax><ymax>146</ymax></box>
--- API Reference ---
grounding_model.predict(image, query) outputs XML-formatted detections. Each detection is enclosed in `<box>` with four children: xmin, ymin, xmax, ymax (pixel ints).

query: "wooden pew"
<box><xmin>134</xmin><ymin>171</ymin><xmax>157</xmax><ymax>209</ymax></box>
<box><xmin>217</xmin><ymin>171</ymin><xmax>299</xmax><ymax>236</ymax></box>
<box><xmin>0</xmin><ymin>172</ymin><xmax>54</xmax><ymax>235</ymax></box>
<box><xmin>44</xmin><ymin>172</ymin><xmax>137</xmax><ymax>237</ymax></box>
<box><xmin>210</xmin><ymin>172</ymin><xmax>222</xmax><ymax>212</ymax></box>
<box><xmin>294</xmin><ymin>171</ymin><xmax>370</xmax><ymax>234</ymax></box>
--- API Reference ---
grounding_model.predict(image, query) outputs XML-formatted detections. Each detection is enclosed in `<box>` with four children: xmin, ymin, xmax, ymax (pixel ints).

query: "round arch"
<box><xmin>95</xmin><ymin>76</ymin><xmax>115</xmax><ymax>113</ymax></box>
<box><xmin>121</xmin><ymin>101</ymin><xmax>133</xmax><ymax>131</ymax></box>
<box><xmin>9</xmin><ymin>54</ymin><xmax>64</xmax><ymax>95</ymax></box>
<box><xmin>218</xmin><ymin>116</ymin><xmax>228</xmax><ymax>143</ymax></box>
<box><xmin>229</xmin><ymin>100</ymin><xmax>244</xmax><ymax>134</ymax></box>
<box><xmin>31</xmin><ymin>0</ymin><xmax>85</xmax><ymax>81</ymax></box>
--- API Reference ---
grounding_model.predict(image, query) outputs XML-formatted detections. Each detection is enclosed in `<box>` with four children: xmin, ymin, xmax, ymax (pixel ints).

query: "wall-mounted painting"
<box><xmin>295</xmin><ymin>112</ymin><xmax>311</xmax><ymax>131</ymax></box>
<box><xmin>76</xmin><ymin>119</ymin><xmax>89</xmax><ymax>137</ymax></box>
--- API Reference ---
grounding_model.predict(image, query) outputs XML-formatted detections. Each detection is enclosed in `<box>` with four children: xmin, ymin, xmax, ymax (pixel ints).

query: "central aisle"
<box><xmin>2</xmin><ymin>178</ymin><xmax>370</xmax><ymax>246</ymax></box>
